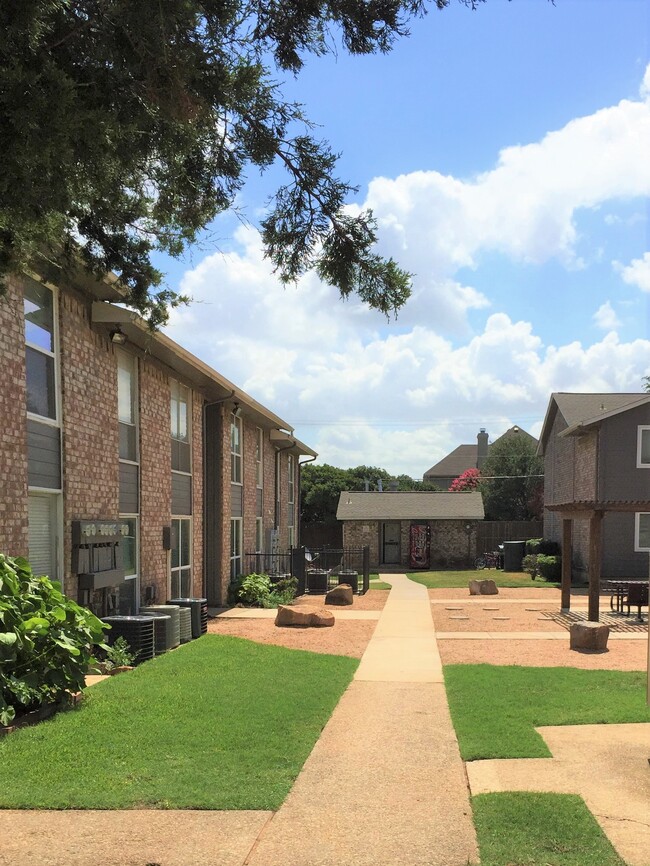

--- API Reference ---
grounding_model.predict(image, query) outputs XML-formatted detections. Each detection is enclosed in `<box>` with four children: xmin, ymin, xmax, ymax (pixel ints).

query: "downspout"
<box><xmin>202</xmin><ymin>390</ymin><xmax>235</xmax><ymax>599</ymax></box>
<box><xmin>298</xmin><ymin>454</ymin><xmax>317</xmax><ymax>546</ymax></box>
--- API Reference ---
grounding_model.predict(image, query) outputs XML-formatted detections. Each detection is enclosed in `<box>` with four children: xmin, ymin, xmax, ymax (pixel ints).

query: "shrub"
<box><xmin>237</xmin><ymin>573</ymin><xmax>272</xmax><ymax>607</ymax></box>
<box><xmin>537</xmin><ymin>554</ymin><xmax>561</xmax><ymax>582</ymax></box>
<box><xmin>0</xmin><ymin>553</ymin><xmax>107</xmax><ymax>725</ymax></box>
<box><xmin>263</xmin><ymin>575</ymin><xmax>298</xmax><ymax>608</ymax></box>
<box><xmin>522</xmin><ymin>554</ymin><xmax>539</xmax><ymax>580</ymax></box>
<box><xmin>526</xmin><ymin>538</ymin><xmax>560</xmax><ymax>556</ymax></box>
<box><xmin>101</xmin><ymin>636</ymin><xmax>136</xmax><ymax>671</ymax></box>
<box><xmin>525</xmin><ymin>538</ymin><xmax>542</xmax><ymax>555</ymax></box>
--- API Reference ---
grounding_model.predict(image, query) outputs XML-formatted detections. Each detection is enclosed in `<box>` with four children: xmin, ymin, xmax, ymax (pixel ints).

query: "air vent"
<box><xmin>140</xmin><ymin>605</ymin><xmax>181</xmax><ymax>648</ymax></box>
<box><xmin>102</xmin><ymin>615</ymin><xmax>155</xmax><ymax>664</ymax></box>
<box><xmin>168</xmin><ymin>598</ymin><xmax>208</xmax><ymax>639</ymax></box>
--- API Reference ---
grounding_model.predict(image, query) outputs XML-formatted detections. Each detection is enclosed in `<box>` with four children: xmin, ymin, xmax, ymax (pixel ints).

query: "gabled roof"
<box><xmin>538</xmin><ymin>393</ymin><xmax>650</xmax><ymax>454</ymax></box>
<box><xmin>336</xmin><ymin>491</ymin><xmax>484</xmax><ymax>521</ymax></box>
<box><xmin>424</xmin><ymin>426</ymin><xmax>538</xmax><ymax>479</ymax></box>
<box><xmin>424</xmin><ymin>445</ymin><xmax>477</xmax><ymax>478</ymax></box>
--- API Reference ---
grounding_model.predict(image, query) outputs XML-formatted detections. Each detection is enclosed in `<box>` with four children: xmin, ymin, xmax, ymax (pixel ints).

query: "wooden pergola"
<box><xmin>547</xmin><ymin>500</ymin><xmax>650</xmax><ymax>621</ymax></box>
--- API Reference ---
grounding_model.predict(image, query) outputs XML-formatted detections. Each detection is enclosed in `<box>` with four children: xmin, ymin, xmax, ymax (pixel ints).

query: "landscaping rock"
<box><xmin>569</xmin><ymin>621</ymin><xmax>609</xmax><ymax>651</ymax></box>
<box><xmin>275</xmin><ymin>605</ymin><xmax>335</xmax><ymax>628</ymax></box>
<box><xmin>468</xmin><ymin>579</ymin><xmax>499</xmax><ymax>596</ymax></box>
<box><xmin>325</xmin><ymin>584</ymin><xmax>354</xmax><ymax>606</ymax></box>
<box><xmin>311</xmin><ymin>609</ymin><xmax>335</xmax><ymax>628</ymax></box>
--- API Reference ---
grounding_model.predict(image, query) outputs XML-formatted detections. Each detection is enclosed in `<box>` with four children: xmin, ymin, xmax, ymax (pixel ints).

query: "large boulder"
<box><xmin>469</xmin><ymin>579</ymin><xmax>499</xmax><ymax>596</ymax></box>
<box><xmin>275</xmin><ymin>605</ymin><xmax>335</xmax><ymax>628</ymax></box>
<box><xmin>325</xmin><ymin>584</ymin><xmax>354</xmax><ymax>606</ymax></box>
<box><xmin>570</xmin><ymin>621</ymin><xmax>609</xmax><ymax>651</ymax></box>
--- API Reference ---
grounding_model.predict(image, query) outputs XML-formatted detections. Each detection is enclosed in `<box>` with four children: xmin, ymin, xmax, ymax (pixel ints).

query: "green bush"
<box><xmin>0</xmin><ymin>553</ymin><xmax>107</xmax><ymax>725</ymax></box>
<box><xmin>537</xmin><ymin>554</ymin><xmax>561</xmax><ymax>582</ymax></box>
<box><xmin>525</xmin><ymin>538</ymin><xmax>542</xmax><ymax>554</ymax></box>
<box><xmin>522</xmin><ymin>554</ymin><xmax>539</xmax><ymax>580</ymax></box>
<box><xmin>237</xmin><ymin>573</ymin><xmax>272</xmax><ymax>607</ymax></box>
<box><xmin>526</xmin><ymin>538</ymin><xmax>560</xmax><ymax>555</ymax></box>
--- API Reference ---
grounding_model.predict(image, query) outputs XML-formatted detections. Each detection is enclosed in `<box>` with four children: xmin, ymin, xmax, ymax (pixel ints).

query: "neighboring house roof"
<box><xmin>423</xmin><ymin>445</ymin><xmax>478</xmax><ymax>478</ymax></box>
<box><xmin>336</xmin><ymin>491</ymin><xmax>484</xmax><ymax>521</ymax></box>
<box><xmin>424</xmin><ymin>426</ymin><xmax>538</xmax><ymax>479</ymax></box>
<box><xmin>538</xmin><ymin>393</ymin><xmax>650</xmax><ymax>455</ymax></box>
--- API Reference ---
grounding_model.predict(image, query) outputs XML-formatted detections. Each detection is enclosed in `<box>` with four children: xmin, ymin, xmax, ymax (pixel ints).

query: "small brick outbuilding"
<box><xmin>336</xmin><ymin>491</ymin><xmax>484</xmax><ymax>570</ymax></box>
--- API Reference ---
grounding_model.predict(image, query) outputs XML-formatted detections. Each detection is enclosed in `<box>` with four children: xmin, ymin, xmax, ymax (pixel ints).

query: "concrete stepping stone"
<box><xmin>449</xmin><ymin>615</ymin><xmax>470</xmax><ymax>620</ymax></box>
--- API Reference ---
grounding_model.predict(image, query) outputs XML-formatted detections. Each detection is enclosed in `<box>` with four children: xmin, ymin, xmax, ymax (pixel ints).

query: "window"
<box><xmin>231</xmin><ymin>413</ymin><xmax>242</xmax><ymax>484</ymax></box>
<box><xmin>288</xmin><ymin>526</ymin><xmax>295</xmax><ymax>548</ymax></box>
<box><xmin>117</xmin><ymin>351</ymin><xmax>137</xmax><ymax>462</ymax></box>
<box><xmin>635</xmin><ymin>513</ymin><xmax>650</xmax><ymax>551</ymax></box>
<box><xmin>255</xmin><ymin>517</ymin><xmax>264</xmax><ymax>554</ymax></box>
<box><xmin>170</xmin><ymin>517</ymin><xmax>192</xmax><ymax>598</ymax></box>
<box><xmin>24</xmin><ymin>277</ymin><xmax>57</xmax><ymax>421</ymax></box>
<box><xmin>28</xmin><ymin>494</ymin><xmax>59</xmax><ymax>580</ymax></box>
<box><xmin>230</xmin><ymin>518</ymin><xmax>242</xmax><ymax>580</ymax></box>
<box><xmin>256</xmin><ymin>428</ymin><xmax>264</xmax><ymax>488</ymax></box>
<box><xmin>171</xmin><ymin>380</ymin><xmax>191</xmax><ymax>473</ymax></box>
<box><xmin>116</xmin><ymin>517</ymin><xmax>138</xmax><ymax>615</ymax></box>
<box><xmin>637</xmin><ymin>427</ymin><xmax>650</xmax><ymax>468</ymax></box>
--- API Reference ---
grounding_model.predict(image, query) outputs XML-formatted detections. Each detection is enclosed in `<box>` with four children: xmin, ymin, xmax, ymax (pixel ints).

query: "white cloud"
<box><xmin>615</xmin><ymin>252</ymin><xmax>650</xmax><ymax>292</ymax></box>
<box><xmin>162</xmin><ymin>65</ymin><xmax>650</xmax><ymax>477</ymax></box>
<box><xmin>593</xmin><ymin>301</ymin><xmax>621</xmax><ymax>330</ymax></box>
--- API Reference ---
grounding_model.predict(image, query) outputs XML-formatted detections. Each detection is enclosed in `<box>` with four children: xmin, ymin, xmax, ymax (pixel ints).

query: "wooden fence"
<box><xmin>300</xmin><ymin>523</ymin><xmax>343</xmax><ymax>549</ymax></box>
<box><xmin>476</xmin><ymin>521</ymin><xmax>543</xmax><ymax>555</ymax></box>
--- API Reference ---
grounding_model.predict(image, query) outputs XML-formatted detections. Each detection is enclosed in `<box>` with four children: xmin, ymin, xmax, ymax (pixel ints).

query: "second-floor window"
<box><xmin>231</xmin><ymin>413</ymin><xmax>242</xmax><ymax>484</ymax></box>
<box><xmin>24</xmin><ymin>277</ymin><xmax>57</xmax><ymax>422</ymax></box>
<box><xmin>117</xmin><ymin>351</ymin><xmax>137</xmax><ymax>462</ymax></box>
<box><xmin>637</xmin><ymin>426</ymin><xmax>650</xmax><ymax>468</ymax></box>
<box><xmin>171</xmin><ymin>380</ymin><xmax>191</xmax><ymax>473</ymax></box>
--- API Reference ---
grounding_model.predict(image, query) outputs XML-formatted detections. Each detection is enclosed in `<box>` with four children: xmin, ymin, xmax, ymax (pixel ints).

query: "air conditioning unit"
<box><xmin>168</xmin><ymin>597</ymin><xmax>208</xmax><ymax>639</ymax></box>
<box><xmin>102</xmin><ymin>615</ymin><xmax>155</xmax><ymax>663</ymax></box>
<box><xmin>140</xmin><ymin>605</ymin><xmax>181</xmax><ymax>648</ymax></box>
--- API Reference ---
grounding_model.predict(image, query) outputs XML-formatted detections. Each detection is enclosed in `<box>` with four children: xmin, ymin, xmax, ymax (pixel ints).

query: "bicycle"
<box><xmin>474</xmin><ymin>550</ymin><xmax>503</xmax><ymax>570</ymax></box>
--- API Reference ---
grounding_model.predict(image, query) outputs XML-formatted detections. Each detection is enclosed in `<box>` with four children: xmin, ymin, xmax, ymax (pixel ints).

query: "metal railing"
<box><xmin>243</xmin><ymin>546</ymin><xmax>370</xmax><ymax>595</ymax></box>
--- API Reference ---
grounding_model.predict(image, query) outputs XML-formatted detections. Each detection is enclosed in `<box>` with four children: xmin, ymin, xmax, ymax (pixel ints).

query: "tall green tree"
<box><xmin>479</xmin><ymin>435</ymin><xmax>543</xmax><ymax>520</ymax></box>
<box><xmin>301</xmin><ymin>463</ymin><xmax>439</xmax><ymax>524</ymax></box>
<box><xmin>0</xmin><ymin>1</ymin><xmax>492</xmax><ymax>324</ymax></box>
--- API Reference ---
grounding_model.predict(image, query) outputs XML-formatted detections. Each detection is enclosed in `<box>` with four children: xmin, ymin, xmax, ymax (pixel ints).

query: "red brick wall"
<box><xmin>59</xmin><ymin>289</ymin><xmax>120</xmax><ymax>596</ymax></box>
<box><xmin>139</xmin><ymin>360</ymin><xmax>172</xmax><ymax>604</ymax></box>
<box><xmin>0</xmin><ymin>275</ymin><xmax>29</xmax><ymax>557</ymax></box>
<box><xmin>191</xmin><ymin>390</ymin><xmax>203</xmax><ymax>598</ymax></box>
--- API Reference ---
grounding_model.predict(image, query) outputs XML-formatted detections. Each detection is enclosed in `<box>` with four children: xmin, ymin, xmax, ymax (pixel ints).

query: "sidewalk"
<box><xmin>246</xmin><ymin>573</ymin><xmax>479</xmax><ymax>866</ymax></box>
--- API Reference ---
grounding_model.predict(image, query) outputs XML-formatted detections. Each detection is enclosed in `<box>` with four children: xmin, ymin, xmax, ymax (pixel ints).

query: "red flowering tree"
<box><xmin>449</xmin><ymin>468</ymin><xmax>481</xmax><ymax>492</ymax></box>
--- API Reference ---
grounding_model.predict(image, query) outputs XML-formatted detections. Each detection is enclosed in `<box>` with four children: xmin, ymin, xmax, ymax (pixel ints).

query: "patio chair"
<box><xmin>622</xmin><ymin>582</ymin><xmax>649</xmax><ymax>620</ymax></box>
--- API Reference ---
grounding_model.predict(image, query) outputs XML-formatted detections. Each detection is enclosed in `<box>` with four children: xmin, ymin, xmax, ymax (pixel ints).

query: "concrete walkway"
<box><xmin>246</xmin><ymin>573</ymin><xmax>479</xmax><ymax>866</ymax></box>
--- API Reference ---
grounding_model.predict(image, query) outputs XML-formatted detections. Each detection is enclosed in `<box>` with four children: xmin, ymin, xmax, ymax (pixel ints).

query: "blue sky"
<box><xmin>162</xmin><ymin>0</ymin><xmax>650</xmax><ymax>478</ymax></box>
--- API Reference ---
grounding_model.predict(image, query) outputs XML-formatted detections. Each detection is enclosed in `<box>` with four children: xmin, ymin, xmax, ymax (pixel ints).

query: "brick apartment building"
<box><xmin>0</xmin><ymin>268</ymin><xmax>315</xmax><ymax>613</ymax></box>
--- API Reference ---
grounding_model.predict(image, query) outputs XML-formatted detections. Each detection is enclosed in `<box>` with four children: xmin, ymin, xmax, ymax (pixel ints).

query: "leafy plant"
<box><xmin>537</xmin><ymin>554</ymin><xmax>561</xmax><ymax>582</ymax></box>
<box><xmin>522</xmin><ymin>554</ymin><xmax>539</xmax><ymax>580</ymax></box>
<box><xmin>526</xmin><ymin>538</ymin><xmax>560</xmax><ymax>555</ymax></box>
<box><xmin>102</xmin><ymin>637</ymin><xmax>136</xmax><ymax>671</ymax></box>
<box><xmin>0</xmin><ymin>553</ymin><xmax>107</xmax><ymax>725</ymax></box>
<box><xmin>237</xmin><ymin>573</ymin><xmax>272</xmax><ymax>607</ymax></box>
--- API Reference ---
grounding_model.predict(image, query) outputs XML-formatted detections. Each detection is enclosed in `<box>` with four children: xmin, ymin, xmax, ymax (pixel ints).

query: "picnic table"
<box><xmin>601</xmin><ymin>579</ymin><xmax>649</xmax><ymax>618</ymax></box>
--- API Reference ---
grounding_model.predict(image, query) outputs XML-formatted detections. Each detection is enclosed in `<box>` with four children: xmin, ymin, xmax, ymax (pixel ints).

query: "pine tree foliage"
<box><xmin>0</xmin><ymin>1</ymin><xmax>489</xmax><ymax>323</ymax></box>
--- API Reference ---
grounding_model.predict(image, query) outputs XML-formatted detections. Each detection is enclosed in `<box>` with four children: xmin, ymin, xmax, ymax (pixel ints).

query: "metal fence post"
<box><xmin>362</xmin><ymin>546</ymin><xmax>370</xmax><ymax>593</ymax></box>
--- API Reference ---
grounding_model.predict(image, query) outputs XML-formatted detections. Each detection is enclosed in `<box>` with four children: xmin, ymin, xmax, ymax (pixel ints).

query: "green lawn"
<box><xmin>369</xmin><ymin>579</ymin><xmax>392</xmax><ymax>590</ymax></box>
<box><xmin>408</xmin><ymin>569</ymin><xmax>559</xmax><ymax>589</ymax></box>
<box><xmin>445</xmin><ymin>664</ymin><xmax>650</xmax><ymax>760</ymax></box>
<box><xmin>0</xmin><ymin>635</ymin><xmax>357</xmax><ymax>809</ymax></box>
<box><xmin>473</xmin><ymin>793</ymin><xmax>626</xmax><ymax>866</ymax></box>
